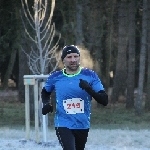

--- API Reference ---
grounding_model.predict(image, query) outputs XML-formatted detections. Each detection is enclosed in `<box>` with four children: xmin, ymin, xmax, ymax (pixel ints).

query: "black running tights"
<box><xmin>55</xmin><ymin>127</ymin><xmax>89</xmax><ymax>150</ymax></box>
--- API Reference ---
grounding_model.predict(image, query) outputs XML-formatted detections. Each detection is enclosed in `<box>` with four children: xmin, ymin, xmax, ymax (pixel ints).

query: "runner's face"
<box><xmin>63</xmin><ymin>53</ymin><xmax>80</xmax><ymax>72</ymax></box>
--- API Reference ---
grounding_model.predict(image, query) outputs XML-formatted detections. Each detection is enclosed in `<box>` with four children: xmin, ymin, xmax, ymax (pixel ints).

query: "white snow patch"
<box><xmin>0</xmin><ymin>127</ymin><xmax>150</xmax><ymax>150</ymax></box>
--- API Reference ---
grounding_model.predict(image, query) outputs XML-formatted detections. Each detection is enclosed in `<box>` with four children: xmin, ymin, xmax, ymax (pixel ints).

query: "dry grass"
<box><xmin>91</xmin><ymin>101</ymin><xmax>150</xmax><ymax>129</ymax></box>
<box><xmin>1</xmin><ymin>98</ymin><xmax>150</xmax><ymax>130</ymax></box>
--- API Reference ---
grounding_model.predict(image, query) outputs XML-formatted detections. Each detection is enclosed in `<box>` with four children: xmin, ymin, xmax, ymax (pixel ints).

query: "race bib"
<box><xmin>63</xmin><ymin>98</ymin><xmax>84</xmax><ymax>114</ymax></box>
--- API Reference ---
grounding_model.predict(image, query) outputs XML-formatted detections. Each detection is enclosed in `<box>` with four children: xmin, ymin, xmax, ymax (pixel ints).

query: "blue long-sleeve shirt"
<box><xmin>44</xmin><ymin>67</ymin><xmax>104</xmax><ymax>129</ymax></box>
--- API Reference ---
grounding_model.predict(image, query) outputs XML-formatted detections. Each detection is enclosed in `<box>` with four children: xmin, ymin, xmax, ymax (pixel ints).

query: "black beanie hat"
<box><xmin>61</xmin><ymin>45</ymin><xmax>80</xmax><ymax>61</ymax></box>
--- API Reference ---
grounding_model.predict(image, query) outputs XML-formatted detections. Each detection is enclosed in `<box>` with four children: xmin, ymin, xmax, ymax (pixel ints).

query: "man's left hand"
<box><xmin>79</xmin><ymin>79</ymin><xmax>91</xmax><ymax>91</ymax></box>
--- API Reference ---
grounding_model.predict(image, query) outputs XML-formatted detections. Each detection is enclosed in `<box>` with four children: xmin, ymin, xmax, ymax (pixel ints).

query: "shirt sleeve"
<box><xmin>91</xmin><ymin>72</ymin><xmax>104</xmax><ymax>92</ymax></box>
<box><xmin>44</xmin><ymin>74</ymin><xmax>55</xmax><ymax>92</ymax></box>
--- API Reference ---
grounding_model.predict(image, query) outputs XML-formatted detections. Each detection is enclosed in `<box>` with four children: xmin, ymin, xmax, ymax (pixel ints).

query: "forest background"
<box><xmin>0</xmin><ymin>0</ymin><xmax>150</xmax><ymax>118</ymax></box>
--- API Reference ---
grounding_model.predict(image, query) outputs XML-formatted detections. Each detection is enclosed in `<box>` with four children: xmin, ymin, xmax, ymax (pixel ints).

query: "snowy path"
<box><xmin>0</xmin><ymin>127</ymin><xmax>150</xmax><ymax>150</ymax></box>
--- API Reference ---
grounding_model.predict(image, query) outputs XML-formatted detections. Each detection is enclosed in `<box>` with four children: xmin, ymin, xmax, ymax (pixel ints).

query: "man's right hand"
<box><xmin>42</xmin><ymin>103</ymin><xmax>53</xmax><ymax>115</ymax></box>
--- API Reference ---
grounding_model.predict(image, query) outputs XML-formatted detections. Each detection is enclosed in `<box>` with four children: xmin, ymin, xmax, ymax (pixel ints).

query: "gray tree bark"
<box><xmin>111</xmin><ymin>0</ymin><xmax>128</xmax><ymax>103</ymax></box>
<box><xmin>105</xmin><ymin>0</ymin><xmax>116</xmax><ymax>90</ymax></box>
<box><xmin>18</xmin><ymin>38</ymin><xmax>29</xmax><ymax>102</ymax></box>
<box><xmin>126</xmin><ymin>0</ymin><xmax>136</xmax><ymax>109</ymax></box>
<box><xmin>2</xmin><ymin>3</ymin><xmax>19</xmax><ymax>89</ymax></box>
<box><xmin>75</xmin><ymin>0</ymin><xmax>83</xmax><ymax>45</ymax></box>
<box><xmin>145</xmin><ymin>0</ymin><xmax>150</xmax><ymax>111</ymax></box>
<box><xmin>135</xmin><ymin>0</ymin><xmax>148</xmax><ymax>115</ymax></box>
<box><xmin>2</xmin><ymin>49</ymin><xmax>17</xmax><ymax>89</ymax></box>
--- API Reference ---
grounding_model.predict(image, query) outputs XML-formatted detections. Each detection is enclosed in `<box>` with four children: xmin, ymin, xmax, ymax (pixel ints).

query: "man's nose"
<box><xmin>71</xmin><ymin>57</ymin><xmax>76</xmax><ymax>61</ymax></box>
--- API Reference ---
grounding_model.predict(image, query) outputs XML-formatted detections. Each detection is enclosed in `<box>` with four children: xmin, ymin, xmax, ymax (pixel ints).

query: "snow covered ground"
<box><xmin>0</xmin><ymin>127</ymin><xmax>150</xmax><ymax>150</ymax></box>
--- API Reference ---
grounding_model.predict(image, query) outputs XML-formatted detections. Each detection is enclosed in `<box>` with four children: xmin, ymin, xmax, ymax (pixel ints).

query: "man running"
<box><xmin>41</xmin><ymin>45</ymin><xmax>108</xmax><ymax>150</ymax></box>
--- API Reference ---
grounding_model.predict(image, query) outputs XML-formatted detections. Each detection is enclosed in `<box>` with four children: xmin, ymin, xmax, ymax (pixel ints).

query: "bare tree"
<box><xmin>111</xmin><ymin>0</ymin><xmax>128</xmax><ymax>103</ymax></box>
<box><xmin>2</xmin><ymin>2</ymin><xmax>20</xmax><ymax>89</ymax></box>
<box><xmin>126</xmin><ymin>0</ymin><xmax>136</xmax><ymax>109</ymax></box>
<box><xmin>145</xmin><ymin>0</ymin><xmax>150</xmax><ymax>111</ymax></box>
<box><xmin>21</xmin><ymin>0</ymin><xmax>61</xmax><ymax>75</ymax></box>
<box><xmin>75</xmin><ymin>0</ymin><xmax>83</xmax><ymax>45</ymax></box>
<box><xmin>135</xmin><ymin>0</ymin><xmax>148</xmax><ymax>115</ymax></box>
<box><xmin>20</xmin><ymin>0</ymin><xmax>61</xmax><ymax>129</ymax></box>
<box><xmin>105</xmin><ymin>0</ymin><xmax>116</xmax><ymax>90</ymax></box>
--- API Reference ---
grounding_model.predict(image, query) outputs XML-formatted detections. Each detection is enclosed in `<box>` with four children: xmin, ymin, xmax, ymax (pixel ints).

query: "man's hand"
<box><xmin>79</xmin><ymin>79</ymin><xmax>108</xmax><ymax>106</ymax></box>
<box><xmin>42</xmin><ymin>103</ymin><xmax>53</xmax><ymax>115</ymax></box>
<box><xmin>79</xmin><ymin>79</ymin><xmax>91</xmax><ymax>91</ymax></box>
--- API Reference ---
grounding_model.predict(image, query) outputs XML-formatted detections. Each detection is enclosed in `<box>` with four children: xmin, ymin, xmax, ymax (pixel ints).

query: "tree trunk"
<box><xmin>126</xmin><ymin>0</ymin><xmax>136</xmax><ymax>109</ymax></box>
<box><xmin>135</xmin><ymin>0</ymin><xmax>148</xmax><ymax>115</ymax></box>
<box><xmin>60</xmin><ymin>0</ymin><xmax>76</xmax><ymax>44</ymax></box>
<box><xmin>2</xmin><ymin>49</ymin><xmax>17</xmax><ymax>89</ymax></box>
<box><xmin>18</xmin><ymin>46</ymin><xmax>29</xmax><ymax>102</ymax></box>
<box><xmin>146</xmin><ymin>44</ymin><xmax>150</xmax><ymax>110</ymax></box>
<box><xmin>2</xmin><ymin>3</ymin><xmax>20</xmax><ymax>90</ymax></box>
<box><xmin>83</xmin><ymin>0</ymin><xmax>104</xmax><ymax>75</ymax></box>
<box><xmin>111</xmin><ymin>1</ymin><xmax>128</xmax><ymax>103</ymax></box>
<box><xmin>105</xmin><ymin>0</ymin><xmax>116</xmax><ymax>90</ymax></box>
<box><xmin>145</xmin><ymin>0</ymin><xmax>150</xmax><ymax>111</ymax></box>
<box><xmin>75</xmin><ymin>0</ymin><xmax>83</xmax><ymax>45</ymax></box>
<box><xmin>18</xmin><ymin>25</ymin><xmax>30</xmax><ymax>102</ymax></box>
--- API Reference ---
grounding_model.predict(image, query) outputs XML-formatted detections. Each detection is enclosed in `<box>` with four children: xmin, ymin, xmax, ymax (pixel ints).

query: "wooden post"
<box><xmin>24</xmin><ymin>75</ymin><xmax>49</xmax><ymax>143</ymax></box>
<box><xmin>34</xmin><ymin>80</ymin><xmax>39</xmax><ymax>143</ymax></box>
<box><xmin>25</xmin><ymin>84</ymin><xmax>30</xmax><ymax>140</ymax></box>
